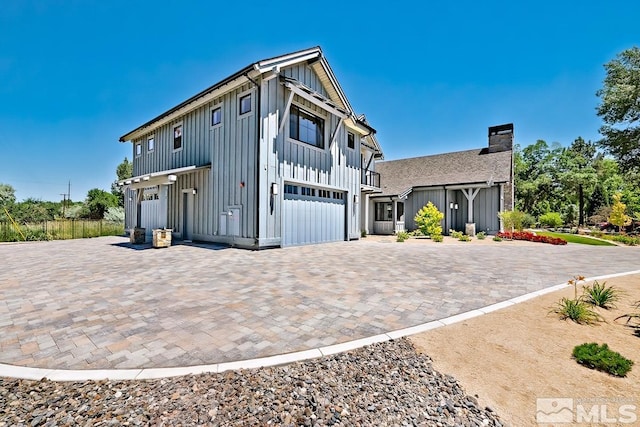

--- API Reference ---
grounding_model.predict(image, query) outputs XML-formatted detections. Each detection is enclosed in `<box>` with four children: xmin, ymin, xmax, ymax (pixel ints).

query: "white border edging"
<box><xmin>2</xmin><ymin>270</ymin><xmax>639</xmax><ymax>382</ymax></box>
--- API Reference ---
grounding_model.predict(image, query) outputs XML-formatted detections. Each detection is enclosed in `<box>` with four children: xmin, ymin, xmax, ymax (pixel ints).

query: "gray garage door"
<box><xmin>283</xmin><ymin>184</ymin><xmax>346</xmax><ymax>246</ymax></box>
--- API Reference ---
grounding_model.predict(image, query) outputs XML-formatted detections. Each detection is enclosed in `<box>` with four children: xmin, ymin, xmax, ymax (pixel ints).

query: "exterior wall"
<box><xmin>258</xmin><ymin>63</ymin><xmax>363</xmax><ymax>246</ymax></box>
<box><xmin>405</xmin><ymin>189</ymin><xmax>446</xmax><ymax>231</ymax></box>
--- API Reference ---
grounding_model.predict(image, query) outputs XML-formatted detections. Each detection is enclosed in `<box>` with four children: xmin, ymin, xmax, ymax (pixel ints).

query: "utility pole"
<box><xmin>60</xmin><ymin>193</ymin><xmax>67</xmax><ymax>217</ymax></box>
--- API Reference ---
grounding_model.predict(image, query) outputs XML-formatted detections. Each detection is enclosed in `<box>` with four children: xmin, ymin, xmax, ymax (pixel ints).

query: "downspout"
<box><xmin>245</xmin><ymin>72</ymin><xmax>261</xmax><ymax>248</ymax></box>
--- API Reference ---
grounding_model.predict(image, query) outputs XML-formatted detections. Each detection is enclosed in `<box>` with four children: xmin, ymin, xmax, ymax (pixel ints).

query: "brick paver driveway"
<box><xmin>1</xmin><ymin>236</ymin><xmax>638</xmax><ymax>369</ymax></box>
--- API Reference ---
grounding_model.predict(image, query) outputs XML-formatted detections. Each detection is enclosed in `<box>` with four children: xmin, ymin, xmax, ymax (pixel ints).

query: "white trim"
<box><xmin>172</xmin><ymin>122</ymin><xmax>184</xmax><ymax>152</ymax></box>
<box><xmin>210</xmin><ymin>103</ymin><xmax>223</xmax><ymax>129</ymax></box>
<box><xmin>283</xmin><ymin>81</ymin><xmax>347</xmax><ymax>119</ymax></box>
<box><xmin>278</xmin><ymin>90</ymin><xmax>295</xmax><ymax>134</ymax></box>
<box><xmin>255</xmin><ymin>48</ymin><xmax>321</xmax><ymax>74</ymax></box>
<box><xmin>147</xmin><ymin>135</ymin><xmax>155</xmax><ymax>153</ymax></box>
<box><xmin>330</xmin><ymin>118</ymin><xmax>344</xmax><ymax>148</ymax></box>
<box><xmin>135</xmin><ymin>142</ymin><xmax>142</xmax><ymax>157</ymax></box>
<box><xmin>237</xmin><ymin>89</ymin><xmax>254</xmax><ymax>118</ymax></box>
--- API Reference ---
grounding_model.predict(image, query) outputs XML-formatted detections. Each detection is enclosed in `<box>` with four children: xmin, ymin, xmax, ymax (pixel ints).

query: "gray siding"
<box><xmin>473</xmin><ymin>186</ymin><xmax>500</xmax><ymax>233</ymax></box>
<box><xmin>405</xmin><ymin>189</ymin><xmax>446</xmax><ymax>230</ymax></box>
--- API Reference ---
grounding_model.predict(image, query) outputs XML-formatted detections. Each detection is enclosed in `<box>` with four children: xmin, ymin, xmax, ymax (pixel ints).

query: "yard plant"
<box><xmin>414</xmin><ymin>202</ymin><xmax>443</xmax><ymax>239</ymax></box>
<box><xmin>583</xmin><ymin>280</ymin><xmax>621</xmax><ymax>309</ymax></box>
<box><xmin>539</xmin><ymin>212</ymin><xmax>563</xmax><ymax>228</ymax></box>
<box><xmin>476</xmin><ymin>231</ymin><xmax>486</xmax><ymax>240</ymax></box>
<box><xmin>550</xmin><ymin>297</ymin><xmax>603</xmax><ymax>325</ymax></box>
<box><xmin>396</xmin><ymin>231</ymin><xmax>409</xmax><ymax>242</ymax></box>
<box><xmin>572</xmin><ymin>343</ymin><xmax>633</xmax><ymax>377</ymax></box>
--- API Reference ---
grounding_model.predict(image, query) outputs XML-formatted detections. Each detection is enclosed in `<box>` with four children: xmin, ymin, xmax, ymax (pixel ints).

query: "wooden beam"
<box><xmin>330</xmin><ymin>118</ymin><xmax>344</xmax><ymax>148</ymax></box>
<box><xmin>278</xmin><ymin>90</ymin><xmax>295</xmax><ymax>134</ymax></box>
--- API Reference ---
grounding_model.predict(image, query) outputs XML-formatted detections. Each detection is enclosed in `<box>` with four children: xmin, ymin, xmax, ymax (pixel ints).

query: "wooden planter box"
<box><xmin>152</xmin><ymin>229</ymin><xmax>172</xmax><ymax>248</ymax></box>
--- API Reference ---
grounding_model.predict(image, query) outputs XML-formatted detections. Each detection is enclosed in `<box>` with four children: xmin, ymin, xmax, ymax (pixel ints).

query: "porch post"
<box><xmin>462</xmin><ymin>188</ymin><xmax>481</xmax><ymax>223</ymax></box>
<box><xmin>364</xmin><ymin>193</ymin><xmax>370</xmax><ymax>234</ymax></box>
<box><xmin>135</xmin><ymin>189</ymin><xmax>144</xmax><ymax>228</ymax></box>
<box><xmin>392</xmin><ymin>200</ymin><xmax>397</xmax><ymax>233</ymax></box>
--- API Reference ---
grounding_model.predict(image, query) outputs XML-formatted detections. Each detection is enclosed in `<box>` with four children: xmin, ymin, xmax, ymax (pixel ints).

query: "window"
<box><xmin>347</xmin><ymin>132</ymin><xmax>355</xmax><ymax>149</ymax></box>
<box><xmin>173</xmin><ymin>124</ymin><xmax>182</xmax><ymax>150</ymax></box>
<box><xmin>284</xmin><ymin>184</ymin><xmax>298</xmax><ymax>195</ymax></box>
<box><xmin>148</xmin><ymin>137</ymin><xmax>155</xmax><ymax>152</ymax></box>
<box><xmin>135</xmin><ymin>143</ymin><xmax>142</xmax><ymax>157</ymax></box>
<box><xmin>290</xmin><ymin>104</ymin><xmax>324</xmax><ymax>148</ymax></box>
<box><xmin>211</xmin><ymin>107</ymin><xmax>222</xmax><ymax>126</ymax></box>
<box><xmin>239</xmin><ymin>94</ymin><xmax>251</xmax><ymax>115</ymax></box>
<box><xmin>375</xmin><ymin>202</ymin><xmax>393</xmax><ymax>221</ymax></box>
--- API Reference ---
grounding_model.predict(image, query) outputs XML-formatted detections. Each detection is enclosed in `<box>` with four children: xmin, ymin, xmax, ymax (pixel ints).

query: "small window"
<box><xmin>239</xmin><ymin>94</ymin><xmax>251</xmax><ymax>115</ymax></box>
<box><xmin>347</xmin><ymin>132</ymin><xmax>355</xmax><ymax>149</ymax></box>
<box><xmin>135</xmin><ymin>143</ymin><xmax>142</xmax><ymax>157</ymax></box>
<box><xmin>375</xmin><ymin>202</ymin><xmax>393</xmax><ymax>221</ymax></box>
<box><xmin>289</xmin><ymin>104</ymin><xmax>324</xmax><ymax>148</ymax></box>
<box><xmin>173</xmin><ymin>124</ymin><xmax>182</xmax><ymax>150</ymax></box>
<box><xmin>211</xmin><ymin>107</ymin><xmax>222</xmax><ymax>126</ymax></box>
<box><xmin>284</xmin><ymin>184</ymin><xmax>299</xmax><ymax>195</ymax></box>
<box><xmin>148</xmin><ymin>137</ymin><xmax>155</xmax><ymax>152</ymax></box>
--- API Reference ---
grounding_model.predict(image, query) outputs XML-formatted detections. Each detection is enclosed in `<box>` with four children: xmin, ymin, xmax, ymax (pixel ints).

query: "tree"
<box><xmin>596</xmin><ymin>47</ymin><xmax>640</xmax><ymax>173</ymax></box>
<box><xmin>557</xmin><ymin>137</ymin><xmax>597</xmax><ymax>226</ymax></box>
<box><xmin>85</xmin><ymin>188</ymin><xmax>119</xmax><ymax>220</ymax></box>
<box><xmin>609</xmin><ymin>193</ymin><xmax>631</xmax><ymax>232</ymax></box>
<box><xmin>111</xmin><ymin>157</ymin><xmax>133</xmax><ymax>207</ymax></box>
<box><xmin>0</xmin><ymin>183</ymin><xmax>16</xmax><ymax>207</ymax></box>
<box><xmin>414</xmin><ymin>202</ymin><xmax>443</xmax><ymax>237</ymax></box>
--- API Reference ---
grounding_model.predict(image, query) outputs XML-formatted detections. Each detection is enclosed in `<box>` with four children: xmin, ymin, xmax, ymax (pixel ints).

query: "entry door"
<box><xmin>182</xmin><ymin>192</ymin><xmax>194</xmax><ymax>241</ymax></box>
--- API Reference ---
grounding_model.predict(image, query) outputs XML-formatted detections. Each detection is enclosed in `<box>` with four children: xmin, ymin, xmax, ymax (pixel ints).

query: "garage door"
<box><xmin>283</xmin><ymin>184</ymin><xmax>346</xmax><ymax>246</ymax></box>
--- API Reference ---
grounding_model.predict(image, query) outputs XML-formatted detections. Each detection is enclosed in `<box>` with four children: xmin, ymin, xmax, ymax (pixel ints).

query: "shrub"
<box><xmin>550</xmin><ymin>298</ymin><xmax>603</xmax><ymax>325</ymax></box>
<box><xmin>615</xmin><ymin>300</ymin><xmax>640</xmax><ymax>329</ymax></box>
<box><xmin>498</xmin><ymin>210</ymin><xmax>526</xmax><ymax>231</ymax></box>
<box><xmin>410</xmin><ymin>229</ymin><xmax>423</xmax><ymax>237</ymax></box>
<box><xmin>414</xmin><ymin>202</ymin><xmax>444</xmax><ymax>237</ymax></box>
<box><xmin>449</xmin><ymin>229</ymin><xmax>463</xmax><ymax>239</ymax></box>
<box><xmin>396</xmin><ymin>231</ymin><xmax>409</xmax><ymax>242</ymax></box>
<box><xmin>583</xmin><ymin>280</ymin><xmax>621</xmax><ymax>309</ymax></box>
<box><xmin>612</xmin><ymin>235</ymin><xmax>639</xmax><ymax>246</ymax></box>
<box><xmin>492</xmin><ymin>235</ymin><xmax>502</xmax><ymax>242</ymax></box>
<box><xmin>458</xmin><ymin>234</ymin><xmax>471</xmax><ymax>242</ymax></box>
<box><xmin>476</xmin><ymin>231</ymin><xmax>486</xmax><ymax>240</ymax></box>
<box><xmin>361</xmin><ymin>229</ymin><xmax>367</xmax><ymax>238</ymax></box>
<box><xmin>572</xmin><ymin>343</ymin><xmax>633</xmax><ymax>377</ymax></box>
<box><xmin>539</xmin><ymin>212</ymin><xmax>563</xmax><ymax>228</ymax></box>
<box><xmin>431</xmin><ymin>234</ymin><xmax>443</xmax><ymax>243</ymax></box>
<box><xmin>522</xmin><ymin>213</ymin><xmax>537</xmax><ymax>229</ymax></box>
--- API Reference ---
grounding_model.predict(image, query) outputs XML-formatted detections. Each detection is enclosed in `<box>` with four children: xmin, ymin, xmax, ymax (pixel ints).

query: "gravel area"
<box><xmin>0</xmin><ymin>339</ymin><xmax>503</xmax><ymax>426</ymax></box>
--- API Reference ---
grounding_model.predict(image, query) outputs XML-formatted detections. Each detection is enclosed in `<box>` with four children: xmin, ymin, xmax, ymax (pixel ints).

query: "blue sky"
<box><xmin>1</xmin><ymin>1</ymin><xmax>638</xmax><ymax>202</ymax></box>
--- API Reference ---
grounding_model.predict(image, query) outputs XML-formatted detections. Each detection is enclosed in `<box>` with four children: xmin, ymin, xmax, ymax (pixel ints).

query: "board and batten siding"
<box><xmin>405</xmin><ymin>189</ymin><xmax>446</xmax><ymax>231</ymax></box>
<box><xmin>258</xmin><ymin>63</ymin><xmax>362</xmax><ymax>245</ymax></box>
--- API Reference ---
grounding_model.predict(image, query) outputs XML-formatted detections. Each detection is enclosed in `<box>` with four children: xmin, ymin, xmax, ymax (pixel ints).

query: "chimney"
<box><xmin>488</xmin><ymin>123</ymin><xmax>514</xmax><ymax>153</ymax></box>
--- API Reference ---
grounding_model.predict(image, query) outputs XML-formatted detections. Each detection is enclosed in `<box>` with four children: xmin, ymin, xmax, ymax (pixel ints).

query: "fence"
<box><xmin>0</xmin><ymin>220</ymin><xmax>125</xmax><ymax>242</ymax></box>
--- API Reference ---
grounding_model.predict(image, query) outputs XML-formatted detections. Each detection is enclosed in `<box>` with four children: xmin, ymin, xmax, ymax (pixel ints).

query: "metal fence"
<box><xmin>0</xmin><ymin>220</ymin><xmax>125</xmax><ymax>242</ymax></box>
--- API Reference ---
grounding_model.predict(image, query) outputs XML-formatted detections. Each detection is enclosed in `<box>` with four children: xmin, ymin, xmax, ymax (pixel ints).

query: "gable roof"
<box><xmin>374</xmin><ymin>148</ymin><xmax>512</xmax><ymax>197</ymax></box>
<box><xmin>119</xmin><ymin>47</ymin><xmax>382</xmax><ymax>156</ymax></box>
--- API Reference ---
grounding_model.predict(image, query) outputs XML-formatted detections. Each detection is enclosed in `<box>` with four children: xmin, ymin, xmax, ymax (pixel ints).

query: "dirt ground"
<box><xmin>410</xmin><ymin>274</ymin><xmax>640</xmax><ymax>427</ymax></box>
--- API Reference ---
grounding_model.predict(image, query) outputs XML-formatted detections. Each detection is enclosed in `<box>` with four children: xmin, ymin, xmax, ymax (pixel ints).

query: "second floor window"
<box><xmin>148</xmin><ymin>137</ymin><xmax>155</xmax><ymax>152</ymax></box>
<box><xmin>347</xmin><ymin>132</ymin><xmax>355</xmax><ymax>149</ymax></box>
<box><xmin>239</xmin><ymin>94</ymin><xmax>251</xmax><ymax>115</ymax></box>
<box><xmin>290</xmin><ymin>105</ymin><xmax>324</xmax><ymax>149</ymax></box>
<box><xmin>173</xmin><ymin>124</ymin><xmax>182</xmax><ymax>150</ymax></box>
<box><xmin>211</xmin><ymin>107</ymin><xmax>222</xmax><ymax>126</ymax></box>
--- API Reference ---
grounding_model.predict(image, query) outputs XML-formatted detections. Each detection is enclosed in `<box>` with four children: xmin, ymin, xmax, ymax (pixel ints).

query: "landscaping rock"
<box><xmin>0</xmin><ymin>338</ymin><xmax>502</xmax><ymax>426</ymax></box>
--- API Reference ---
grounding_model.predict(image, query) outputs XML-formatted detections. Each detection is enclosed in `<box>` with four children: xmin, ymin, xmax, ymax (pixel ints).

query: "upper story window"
<box><xmin>347</xmin><ymin>132</ymin><xmax>355</xmax><ymax>149</ymax></box>
<box><xmin>173</xmin><ymin>124</ymin><xmax>183</xmax><ymax>151</ymax></box>
<box><xmin>147</xmin><ymin>136</ymin><xmax>155</xmax><ymax>152</ymax></box>
<box><xmin>135</xmin><ymin>143</ymin><xmax>142</xmax><ymax>157</ymax></box>
<box><xmin>290</xmin><ymin>105</ymin><xmax>324</xmax><ymax>149</ymax></box>
<box><xmin>211</xmin><ymin>107</ymin><xmax>222</xmax><ymax>126</ymax></box>
<box><xmin>239</xmin><ymin>94</ymin><xmax>252</xmax><ymax>115</ymax></box>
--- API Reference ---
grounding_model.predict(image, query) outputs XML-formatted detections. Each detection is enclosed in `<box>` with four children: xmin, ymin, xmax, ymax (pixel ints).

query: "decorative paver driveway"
<box><xmin>1</xmin><ymin>236</ymin><xmax>638</xmax><ymax>369</ymax></box>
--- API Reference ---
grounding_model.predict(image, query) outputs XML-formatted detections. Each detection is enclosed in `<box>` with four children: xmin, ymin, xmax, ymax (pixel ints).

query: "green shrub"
<box><xmin>572</xmin><ymin>343</ymin><xmax>633</xmax><ymax>377</ymax></box>
<box><xmin>449</xmin><ymin>229</ymin><xmax>463</xmax><ymax>239</ymax></box>
<box><xmin>414</xmin><ymin>202</ymin><xmax>444</xmax><ymax>237</ymax></box>
<box><xmin>612</xmin><ymin>235</ymin><xmax>639</xmax><ymax>246</ymax></box>
<box><xmin>550</xmin><ymin>298</ymin><xmax>603</xmax><ymax>325</ymax></box>
<box><xmin>492</xmin><ymin>235</ymin><xmax>502</xmax><ymax>242</ymax></box>
<box><xmin>522</xmin><ymin>213</ymin><xmax>537</xmax><ymax>229</ymax></box>
<box><xmin>539</xmin><ymin>212</ymin><xmax>563</xmax><ymax>228</ymax></box>
<box><xmin>410</xmin><ymin>229</ymin><xmax>423</xmax><ymax>237</ymax></box>
<box><xmin>361</xmin><ymin>229</ymin><xmax>367</xmax><ymax>238</ymax></box>
<box><xmin>396</xmin><ymin>231</ymin><xmax>409</xmax><ymax>242</ymax></box>
<box><xmin>476</xmin><ymin>231</ymin><xmax>486</xmax><ymax>240</ymax></box>
<box><xmin>498</xmin><ymin>210</ymin><xmax>527</xmax><ymax>231</ymax></box>
<box><xmin>431</xmin><ymin>234</ymin><xmax>443</xmax><ymax>242</ymax></box>
<box><xmin>458</xmin><ymin>234</ymin><xmax>471</xmax><ymax>242</ymax></box>
<box><xmin>583</xmin><ymin>280</ymin><xmax>621</xmax><ymax>309</ymax></box>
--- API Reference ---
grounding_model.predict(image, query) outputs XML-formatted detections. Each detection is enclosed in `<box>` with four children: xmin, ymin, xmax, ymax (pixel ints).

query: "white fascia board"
<box><xmin>255</xmin><ymin>49</ymin><xmax>321</xmax><ymax>73</ymax></box>
<box><xmin>445</xmin><ymin>182</ymin><xmax>505</xmax><ymax>190</ymax></box>
<box><xmin>121</xmin><ymin>76</ymin><xmax>251</xmax><ymax>142</ymax></box>
<box><xmin>317</xmin><ymin>58</ymin><xmax>353</xmax><ymax>113</ymax></box>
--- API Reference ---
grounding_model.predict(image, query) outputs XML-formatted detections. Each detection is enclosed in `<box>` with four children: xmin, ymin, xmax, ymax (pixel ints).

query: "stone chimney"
<box><xmin>488</xmin><ymin>123</ymin><xmax>514</xmax><ymax>153</ymax></box>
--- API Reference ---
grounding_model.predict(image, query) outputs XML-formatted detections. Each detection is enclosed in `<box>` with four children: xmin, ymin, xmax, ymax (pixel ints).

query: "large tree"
<box><xmin>85</xmin><ymin>188</ymin><xmax>119</xmax><ymax>220</ymax></box>
<box><xmin>557</xmin><ymin>137</ymin><xmax>597</xmax><ymax>226</ymax></box>
<box><xmin>596</xmin><ymin>46</ymin><xmax>640</xmax><ymax>173</ymax></box>
<box><xmin>111</xmin><ymin>157</ymin><xmax>133</xmax><ymax>207</ymax></box>
<box><xmin>0</xmin><ymin>183</ymin><xmax>16</xmax><ymax>207</ymax></box>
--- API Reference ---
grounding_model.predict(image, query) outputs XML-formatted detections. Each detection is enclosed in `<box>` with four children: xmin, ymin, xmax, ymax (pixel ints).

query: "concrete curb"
<box><xmin>2</xmin><ymin>270</ymin><xmax>639</xmax><ymax>382</ymax></box>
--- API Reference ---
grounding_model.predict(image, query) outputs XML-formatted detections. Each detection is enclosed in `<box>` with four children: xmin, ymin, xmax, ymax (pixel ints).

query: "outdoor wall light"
<box><xmin>271</xmin><ymin>183</ymin><xmax>279</xmax><ymax>195</ymax></box>
<box><xmin>449</xmin><ymin>202</ymin><xmax>454</xmax><ymax>209</ymax></box>
<box><xmin>354</xmin><ymin>195</ymin><xmax>359</xmax><ymax>204</ymax></box>
<box><xmin>192</xmin><ymin>189</ymin><xmax>197</xmax><ymax>195</ymax></box>
<box><xmin>454</xmin><ymin>203</ymin><xmax>458</xmax><ymax>210</ymax></box>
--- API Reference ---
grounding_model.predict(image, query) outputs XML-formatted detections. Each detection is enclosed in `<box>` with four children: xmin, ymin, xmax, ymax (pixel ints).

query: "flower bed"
<box><xmin>497</xmin><ymin>231</ymin><xmax>567</xmax><ymax>245</ymax></box>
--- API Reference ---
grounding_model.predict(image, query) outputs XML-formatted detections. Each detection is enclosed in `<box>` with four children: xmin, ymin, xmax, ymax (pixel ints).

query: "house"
<box><xmin>365</xmin><ymin>124</ymin><xmax>514</xmax><ymax>236</ymax></box>
<box><xmin>118</xmin><ymin>47</ymin><xmax>383</xmax><ymax>248</ymax></box>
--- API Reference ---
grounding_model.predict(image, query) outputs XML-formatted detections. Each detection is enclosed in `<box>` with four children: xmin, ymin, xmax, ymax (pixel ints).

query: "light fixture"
<box><xmin>192</xmin><ymin>189</ymin><xmax>197</xmax><ymax>195</ymax></box>
<box><xmin>354</xmin><ymin>195</ymin><xmax>359</xmax><ymax>204</ymax></box>
<box><xmin>449</xmin><ymin>202</ymin><xmax>454</xmax><ymax>209</ymax></box>
<box><xmin>454</xmin><ymin>203</ymin><xmax>458</xmax><ymax>210</ymax></box>
<box><xmin>271</xmin><ymin>183</ymin><xmax>279</xmax><ymax>195</ymax></box>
